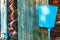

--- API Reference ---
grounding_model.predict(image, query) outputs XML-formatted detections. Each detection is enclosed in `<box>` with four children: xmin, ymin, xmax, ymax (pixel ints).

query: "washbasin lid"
<box><xmin>37</xmin><ymin>5</ymin><xmax>58</xmax><ymax>28</ymax></box>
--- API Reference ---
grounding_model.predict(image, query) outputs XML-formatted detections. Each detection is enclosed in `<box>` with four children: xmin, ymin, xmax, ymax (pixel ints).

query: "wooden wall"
<box><xmin>18</xmin><ymin>0</ymin><xmax>48</xmax><ymax>40</ymax></box>
<box><xmin>49</xmin><ymin>0</ymin><xmax>60</xmax><ymax>40</ymax></box>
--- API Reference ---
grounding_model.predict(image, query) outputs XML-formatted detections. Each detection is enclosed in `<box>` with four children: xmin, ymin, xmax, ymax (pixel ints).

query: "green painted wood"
<box><xmin>18</xmin><ymin>0</ymin><xmax>48</xmax><ymax>40</ymax></box>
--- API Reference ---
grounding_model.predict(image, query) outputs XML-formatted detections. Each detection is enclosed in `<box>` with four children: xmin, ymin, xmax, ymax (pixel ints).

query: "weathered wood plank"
<box><xmin>18</xmin><ymin>0</ymin><xmax>48</xmax><ymax>40</ymax></box>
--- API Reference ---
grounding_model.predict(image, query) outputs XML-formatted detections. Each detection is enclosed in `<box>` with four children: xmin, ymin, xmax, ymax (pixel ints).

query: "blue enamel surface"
<box><xmin>38</xmin><ymin>5</ymin><xmax>58</xmax><ymax>28</ymax></box>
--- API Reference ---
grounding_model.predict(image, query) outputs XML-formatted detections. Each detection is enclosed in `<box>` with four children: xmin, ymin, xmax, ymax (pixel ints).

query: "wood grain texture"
<box><xmin>49</xmin><ymin>0</ymin><xmax>60</xmax><ymax>40</ymax></box>
<box><xmin>18</xmin><ymin>0</ymin><xmax>48</xmax><ymax>40</ymax></box>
